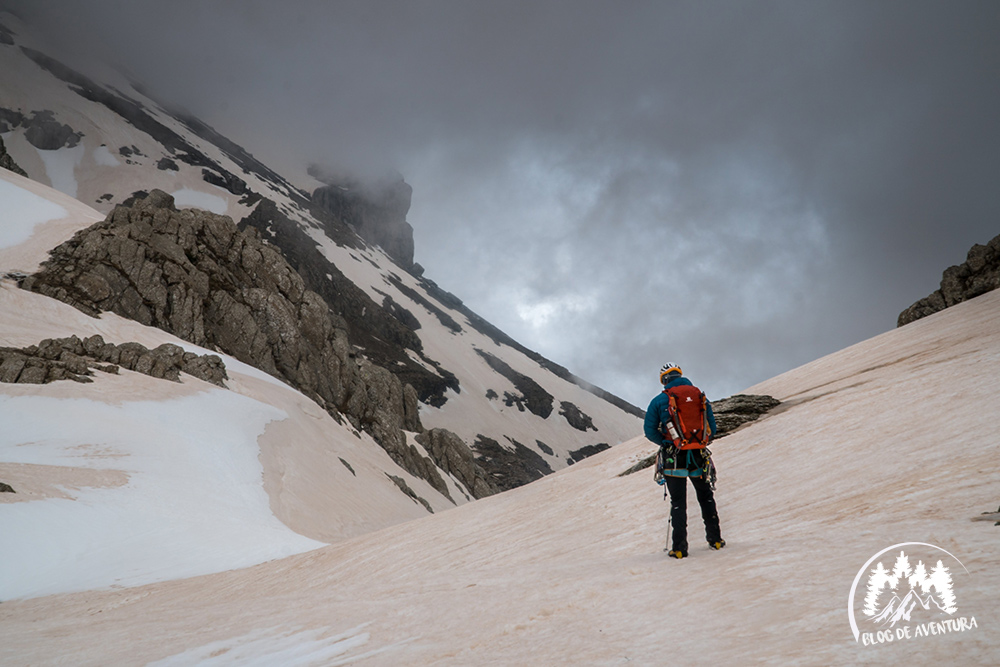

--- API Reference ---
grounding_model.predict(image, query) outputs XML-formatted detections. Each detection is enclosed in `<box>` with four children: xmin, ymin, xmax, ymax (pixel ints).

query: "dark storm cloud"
<box><xmin>5</xmin><ymin>0</ymin><xmax>1000</xmax><ymax>405</ymax></box>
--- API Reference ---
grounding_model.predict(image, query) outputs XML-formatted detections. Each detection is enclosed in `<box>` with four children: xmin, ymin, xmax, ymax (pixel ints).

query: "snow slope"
<box><xmin>0</xmin><ymin>171</ymin><xmax>490</xmax><ymax>600</ymax></box>
<box><xmin>1</xmin><ymin>279</ymin><xmax>997</xmax><ymax>664</ymax></box>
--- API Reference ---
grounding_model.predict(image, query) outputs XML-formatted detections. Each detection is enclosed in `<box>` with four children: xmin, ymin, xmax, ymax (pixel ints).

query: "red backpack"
<box><xmin>662</xmin><ymin>384</ymin><xmax>711</xmax><ymax>450</ymax></box>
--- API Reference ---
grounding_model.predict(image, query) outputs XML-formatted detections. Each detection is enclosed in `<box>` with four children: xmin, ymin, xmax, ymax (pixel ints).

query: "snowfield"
<box><xmin>0</xmin><ymin>20</ymin><xmax>996</xmax><ymax>660</ymax></box>
<box><xmin>0</xmin><ymin>171</ymin><xmax>486</xmax><ymax>606</ymax></box>
<box><xmin>1</xmin><ymin>172</ymin><xmax>997</xmax><ymax>662</ymax></box>
<box><xmin>0</xmin><ymin>389</ymin><xmax>324</xmax><ymax>600</ymax></box>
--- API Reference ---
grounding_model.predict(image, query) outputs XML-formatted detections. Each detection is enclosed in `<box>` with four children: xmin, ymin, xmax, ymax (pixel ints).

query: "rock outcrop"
<box><xmin>898</xmin><ymin>232</ymin><xmax>1000</xmax><ymax>326</ymax></box>
<box><xmin>385</xmin><ymin>474</ymin><xmax>434</xmax><ymax>513</ymax></box>
<box><xmin>473</xmin><ymin>435</ymin><xmax>554</xmax><ymax>492</ymax></box>
<box><xmin>567</xmin><ymin>442</ymin><xmax>610</xmax><ymax>463</ymax></box>
<box><xmin>20</xmin><ymin>190</ymin><xmax>451</xmax><ymax>493</ymax></box>
<box><xmin>239</xmin><ymin>198</ymin><xmax>459</xmax><ymax>406</ymax></box>
<box><xmin>559</xmin><ymin>401</ymin><xmax>597</xmax><ymax>432</ymax></box>
<box><xmin>22</xmin><ymin>109</ymin><xmax>83</xmax><ymax>150</ymax></box>
<box><xmin>415</xmin><ymin>428</ymin><xmax>500</xmax><ymax>499</ymax></box>
<box><xmin>0</xmin><ymin>135</ymin><xmax>28</xmax><ymax>177</ymax></box>
<box><xmin>0</xmin><ymin>335</ymin><xmax>227</xmax><ymax>386</ymax></box>
<box><xmin>476</xmin><ymin>349</ymin><xmax>554</xmax><ymax>419</ymax></box>
<box><xmin>711</xmin><ymin>394</ymin><xmax>782</xmax><ymax>436</ymax></box>
<box><xmin>310</xmin><ymin>172</ymin><xmax>416</xmax><ymax>270</ymax></box>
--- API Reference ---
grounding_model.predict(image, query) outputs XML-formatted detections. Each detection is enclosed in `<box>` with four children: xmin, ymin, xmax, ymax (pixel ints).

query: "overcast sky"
<box><xmin>6</xmin><ymin>0</ymin><xmax>1000</xmax><ymax>407</ymax></box>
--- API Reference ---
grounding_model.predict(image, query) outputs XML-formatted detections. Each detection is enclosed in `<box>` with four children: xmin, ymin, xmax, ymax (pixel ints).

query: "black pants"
<box><xmin>664</xmin><ymin>474</ymin><xmax>721</xmax><ymax>551</ymax></box>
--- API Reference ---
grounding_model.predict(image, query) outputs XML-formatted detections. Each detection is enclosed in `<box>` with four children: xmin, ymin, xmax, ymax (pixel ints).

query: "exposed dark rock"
<box><xmin>0</xmin><ymin>345</ymin><xmax>91</xmax><ymax>384</ymax></box>
<box><xmin>476</xmin><ymin>349</ymin><xmax>553</xmax><ymax>419</ymax></box>
<box><xmin>567</xmin><ymin>442</ymin><xmax>611</xmax><ymax>464</ymax></box>
<box><xmin>156</xmin><ymin>157</ymin><xmax>179</xmax><ymax>171</ymax></box>
<box><xmin>416</xmin><ymin>428</ymin><xmax>499</xmax><ymax>499</ymax></box>
<box><xmin>711</xmin><ymin>394</ymin><xmax>782</xmax><ymax>436</ymax></box>
<box><xmin>472</xmin><ymin>435</ymin><xmax>554</xmax><ymax>492</ymax></box>
<box><xmin>536</xmin><ymin>440</ymin><xmax>554</xmax><ymax>456</ymax></box>
<box><xmin>385</xmin><ymin>474</ymin><xmax>434</xmax><ymax>513</ymax></box>
<box><xmin>21</xmin><ymin>190</ymin><xmax>449</xmax><ymax>493</ymax></box>
<box><xmin>0</xmin><ymin>482</ymin><xmax>14</xmax><ymax>493</ymax></box>
<box><xmin>23</xmin><ymin>110</ymin><xmax>82</xmax><ymax>150</ymax></box>
<box><xmin>485</xmin><ymin>388</ymin><xmax>498</xmax><ymax>400</ymax></box>
<box><xmin>201</xmin><ymin>167</ymin><xmax>248</xmax><ymax>197</ymax></box>
<box><xmin>310</xmin><ymin>171</ymin><xmax>416</xmax><ymax>269</ymax></box>
<box><xmin>117</xmin><ymin>190</ymin><xmax>148</xmax><ymax>207</ymax></box>
<box><xmin>618</xmin><ymin>394</ymin><xmax>781</xmax><ymax>476</ymax></box>
<box><xmin>118</xmin><ymin>145</ymin><xmax>146</xmax><ymax>158</ymax></box>
<box><xmin>503</xmin><ymin>391</ymin><xmax>526</xmax><ymax>412</ymax></box>
<box><xmin>0</xmin><ymin>107</ymin><xmax>25</xmax><ymax>132</ymax></box>
<box><xmin>377</xmin><ymin>292</ymin><xmax>421</xmax><ymax>331</ymax></box>
<box><xmin>387</xmin><ymin>274</ymin><xmax>462</xmax><ymax>333</ymax></box>
<box><xmin>559</xmin><ymin>401</ymin><xmax>597</xmax><ymax>432</ymax></box>
<box><xmin>339</xmin><ymin>458</ymin><xmax>356</xmax><ymax>476</ymax></box>
<box><xmin>0</xmin><ymin>334</ymin><xmax>226</xmax><ymax>386</ymax></box>
<box><xmin>239</xmin><ymin>198</ymin><xmax>459</xmax><ymax>407</ymax></box>
<box><xmin>0</xmin><ymin>135</ymin><xmax>28</xmax><ymax>177</ymax></box>
<box><xmin>618</xmin><ymin>456</ymin><xmax>655</xmax><ymax>478</ymax></box>
<box><xmin>2</xmin><ymin>271</ymin><xmax>27</xmax><ymax>284</ymax></box>
<box><xmin>898</xmin><ymin>232</ymin><xmax>1000</xmax><ymax>326</ymax></box>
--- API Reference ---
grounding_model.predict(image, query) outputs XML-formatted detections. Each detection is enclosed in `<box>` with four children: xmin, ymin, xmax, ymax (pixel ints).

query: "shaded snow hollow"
<box><xmin>0</xmin><ymin>175</ymin><xmax>996</xmax><ymax>663</ymax></box>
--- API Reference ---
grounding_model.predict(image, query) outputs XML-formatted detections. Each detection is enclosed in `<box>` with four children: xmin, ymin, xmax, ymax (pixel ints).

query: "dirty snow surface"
<box><xmin>1</xmin><ymin>197</ymin><xmax>998</xmax><ymax>663</ymax></box>
<box><xmin>0</xmin><ymin>390</ymin><xmax>325</xmax><ymax>600</ymax></box>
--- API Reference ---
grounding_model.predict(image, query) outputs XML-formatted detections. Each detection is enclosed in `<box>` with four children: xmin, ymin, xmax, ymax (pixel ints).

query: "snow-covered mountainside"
<box><xmin>0</xmin><ymin>10</ymin><xmax>644</xmax><ymax>511</ymax></box>
<box><xmin>2</xmin><ymin>12</ymin><xmax>997</xmax><ymax>664</ymax></box>
<box><xmin>2</xmin><ymin>230</ymin><xmax>997</xmax><ymax>663</ymax></box>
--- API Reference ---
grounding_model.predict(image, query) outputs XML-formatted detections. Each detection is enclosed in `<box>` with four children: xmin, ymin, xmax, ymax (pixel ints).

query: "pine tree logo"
<box><xmin>847</xmin><ymin>542</ymin><xmax>974</xmax><ymax>643</ymax></box>
<box><xmin>861</xmin><ymin>550</ymin><xmax>957</xmax><ymax>627</ymax></box>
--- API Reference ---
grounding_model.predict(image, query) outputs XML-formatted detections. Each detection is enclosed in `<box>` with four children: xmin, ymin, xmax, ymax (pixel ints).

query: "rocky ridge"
<box><xmin>0</xmin><ymin>334</ymin><xmax>227</xmax><ymax>386</ymax></box>
<box><xmin>239</xmin><ymin>198</ymin><xmax>459</xmax><ymax>406</ymax></box>
<box><xmin>898</xmin><ymin>232</ymin><xmax>1000</xmax><ymax>326</ymax></box>
<box><xmin>19</xmin><ymin>190</ymin><xmax>489</xmax><ymax>501</ymax></box>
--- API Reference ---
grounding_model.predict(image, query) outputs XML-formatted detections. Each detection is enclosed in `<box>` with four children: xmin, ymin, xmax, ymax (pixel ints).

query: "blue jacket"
<box><xmin>644</xmin><ymin>376</ymin><xmax>717</xmax><ymax>477</ymax></box>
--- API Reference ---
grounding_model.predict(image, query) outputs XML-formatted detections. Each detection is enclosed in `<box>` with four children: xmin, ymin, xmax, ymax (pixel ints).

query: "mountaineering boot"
<box><xmin>667</xmin><ymin>549</ymin><xmax>687</xmax><ymax>559</ymax></box>
<box><xmin>709</xmin><ymin>539</ymin><xmax>726</xmax><ymax>550</ymax></box>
